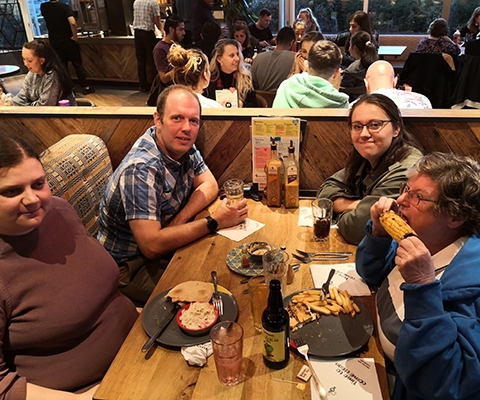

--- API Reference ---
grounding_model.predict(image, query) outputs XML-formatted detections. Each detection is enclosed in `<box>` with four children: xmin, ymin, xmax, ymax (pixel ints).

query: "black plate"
<box><xmin>142</xmin><ymin>288</ymin><xmax>238</xmax><ymax>348</ymax></box>
<box><xmin>284</xmin><ymin>289</ymin><xmax>374</xmax><ymax>357</ymax></box>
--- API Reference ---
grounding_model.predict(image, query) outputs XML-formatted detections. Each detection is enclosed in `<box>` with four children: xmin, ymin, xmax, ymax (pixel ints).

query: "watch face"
<box><xmin>207</xmin><ymin>216</ymin><xmax>218</xmax><ymax>232</ymax></box>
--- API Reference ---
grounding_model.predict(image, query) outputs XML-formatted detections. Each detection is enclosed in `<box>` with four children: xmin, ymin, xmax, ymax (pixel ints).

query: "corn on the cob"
<box><xmin>379</xmin><ymin>210</ymin><xmax>417</xmax><ymax>242</ymax></box>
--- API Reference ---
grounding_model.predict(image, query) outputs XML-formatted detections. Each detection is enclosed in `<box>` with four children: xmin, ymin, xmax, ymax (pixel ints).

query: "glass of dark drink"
<box><xmin>312</xmin><ymin>198</ymin><xmax>333</xmax><ymax>242</ymax></box>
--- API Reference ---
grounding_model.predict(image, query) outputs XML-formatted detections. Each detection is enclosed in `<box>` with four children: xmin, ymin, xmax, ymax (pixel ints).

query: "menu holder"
<box><xmin>215</xmin><ymin>88</ymin><xmax>238</xmax><ymax>108</ymax></box>
<box><xmin>251</xmin><ymin>117</ymin><xmax>301</xmax><ymax>190</ymax></box>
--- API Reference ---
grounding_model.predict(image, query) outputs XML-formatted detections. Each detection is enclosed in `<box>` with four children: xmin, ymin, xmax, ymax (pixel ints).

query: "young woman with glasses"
<box><xmin>317</xmin><ymin>93</ymin><xmax>423</xmax><ymax>244</ymax></box>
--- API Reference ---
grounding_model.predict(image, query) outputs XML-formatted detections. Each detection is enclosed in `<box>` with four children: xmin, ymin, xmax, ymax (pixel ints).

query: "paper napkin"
<box><xmin>310</xmin><ymin>358</ymin><xmax>382</xmax><ymax>400</ymax></box>
<box><xmin>217</xmin><ymin>218</ymin><xmax>265</xmax><ymax>242</ymax></box>
<box><xmin>310</xmin><ymin>263</ymin><xmax>371</xmax><ymax>296</ymax></box>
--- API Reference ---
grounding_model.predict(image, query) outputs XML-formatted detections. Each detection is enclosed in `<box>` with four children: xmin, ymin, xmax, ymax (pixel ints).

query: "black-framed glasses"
<box><xmin>399</xmin><ymin>183</ymin><xmax>436</xmax><ymax>206</ymax></box>
<box><xmin>350</xmin><ymin>120</ymin><xmax>392</xmax><ymax>134</ymax></box>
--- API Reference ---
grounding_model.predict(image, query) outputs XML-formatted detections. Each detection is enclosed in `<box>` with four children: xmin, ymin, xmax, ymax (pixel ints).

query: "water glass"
<box><xmin>223</xmin><ymin>179</ymin><xmax>244</xmax><ymax>205</ymax></box>
<box><xmin>210</xmin><ymin>321</ymin><xmax>243</xmax><ymax>386</ymax></box>
<box><xmin>312</xmin><ymin>198</ymin><xmax>333</xmax><ymax>242</ymax></box>
<box><xmin>247</xmin><ymin>275</ymin><xmax>269</xmax><ymax>332</ymax></box>
<box><xmin>262</xmin><ymin>249</ymin><xmax>289</xmax><ymax>295</ymax></box>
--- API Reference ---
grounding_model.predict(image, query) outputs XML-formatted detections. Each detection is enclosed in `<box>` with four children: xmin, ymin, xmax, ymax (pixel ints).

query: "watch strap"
<box><xmin>206</xmin><ymin>216</ymin><xmax>218</xmax><ymax>233</ymax></box>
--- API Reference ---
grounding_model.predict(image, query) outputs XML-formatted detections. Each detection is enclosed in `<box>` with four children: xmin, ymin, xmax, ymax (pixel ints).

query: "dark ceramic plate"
<box><xmin>142</xmin><ymin>288</ymin><xmax>238</xmax><ymax>348</ymax></box>
<box><xmin>284</xmin><ymin>288</ymin><xmax>374</xmax><ymax>357</ymax></box>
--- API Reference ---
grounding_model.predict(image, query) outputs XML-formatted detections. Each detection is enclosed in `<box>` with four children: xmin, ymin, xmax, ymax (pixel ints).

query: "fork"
<box><xmin>211</xmin><ymin>271</ymin><xmax>224</xmax><ymax>315</ymax></box>
<box><xmin>293</xmin><ymin>338</ymin><xmax>328</xmax><ymax>400</ymax></box>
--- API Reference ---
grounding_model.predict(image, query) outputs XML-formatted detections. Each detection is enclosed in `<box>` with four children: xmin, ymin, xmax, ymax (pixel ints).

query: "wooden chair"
<box><xmin>256</xmin><ymin>93</ymin><xmax>269</xmax><ymax>108</ymax></box>
<box><xmin>39</xmin><ymin>134</ymin><xmax>113</xmax><ymax>237</ymax></box>
<box><xmin>256</xmin><ymin>90</ymin><xmax>276</xmax><ymax>107</ymax></box>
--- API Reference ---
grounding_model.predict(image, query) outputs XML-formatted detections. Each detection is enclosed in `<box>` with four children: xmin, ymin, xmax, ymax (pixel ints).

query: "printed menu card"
<box><xmin>310</xmin><ymin>263</ymin><xmax>371</xmax><ymax>296</ymax></box>
<box><xmin>310</xmin><ymin>358</ymin><xmax>382</xmax><ymax>400</ymax></box>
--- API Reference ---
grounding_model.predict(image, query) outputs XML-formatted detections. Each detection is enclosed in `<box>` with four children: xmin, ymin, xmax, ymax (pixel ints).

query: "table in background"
<box><xmin>93</xmin><ymin>199</ymin><xmax>390</xmax><ymax>400</ymax></box>
<box><xmin>378</xmin><ymin>45</ymin><xmax>407</xmax><ymax>60</ymax></box>
<box><xmin>0</xmin><ymin>65</ymin><xmax>20</xmax><ymax>77</ymax></box>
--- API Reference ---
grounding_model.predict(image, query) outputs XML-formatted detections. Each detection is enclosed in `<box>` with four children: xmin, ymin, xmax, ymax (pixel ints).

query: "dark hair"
<box><xmin>201</xmin><ymin>21</ymin><xmax>221</xmax><ymax>40</ymax></box>
<box><xmin>277</xmin><ymin>26</ymin><xmax>296</xmax><ymax>46</ymax></box>
<box><xmin>350</xmin><ymin>31</ymin><xmax>378</xmax><ymax>69</ymax></box>
<box><xmin>308</xmin><ymin>40</ymin><xmax>342</xmax><ymax>79</ymax></box>
<box><xmin>23</xmin><ymin>39</ymin><xmax>73</xmax><ymax>100</ymax></box>
<box><xmin>467</xmin><ymin>7</ymin><xmax>480</xmax><ymax>35</ymax></box>
<box><xmin>259</xmin><ymin>9</ymin><xmax>271</xmax><ymax>18</ymax></box>
<box><xmin>232</xmin><ymin>21</ymin><xmax>251</xmax><ymax>48</ymax></box>
<box><xmin>0</xmin><ymin>135</ymin><xmax>39</xmax><ymax>170</ymax></box>
<box><xmin>301</xmin><ymin>31</ymin><xmax>325</xmax><ymax>45</ymax></box>
<box><xmin>156</xmin><ymin>85</ymin><xmax>201</xmax><ymax>119</ymax></box>
<box><xmin>164</xmin><ymin>14</ymin><xmax>184</xmax><ymax>35</ymax></box>
<box><xmin>407</xmin><ymin>152</ymin><xmax>480</xmax><ymax>236</ymax></box>
<box><xmin>428</xmin><ymin>18</ymin><xmax>449</xmax><ymax>37</ymax></box>
<box><xmin>345</xmin><ymin>11</ymin><xmax>373</xmax><ymax>55</ymax></box>
<box><xmin>345</xmin><ymin>93</ymin><xmax>421</xmax><ymax>186</ymax></box>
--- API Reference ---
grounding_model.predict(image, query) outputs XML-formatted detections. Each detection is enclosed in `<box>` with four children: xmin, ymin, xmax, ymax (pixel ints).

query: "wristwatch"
<box><xmin>206</xmin><ymin>216</ymin><xmax>218</xmax><ymax>233</ymax></box>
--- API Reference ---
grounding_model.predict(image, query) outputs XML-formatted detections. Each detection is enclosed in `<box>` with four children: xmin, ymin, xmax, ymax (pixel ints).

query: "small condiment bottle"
<box><xmin>241</xmin><ymin>247</ymin><xmax>250</xmax><ymax>268</ymax></box>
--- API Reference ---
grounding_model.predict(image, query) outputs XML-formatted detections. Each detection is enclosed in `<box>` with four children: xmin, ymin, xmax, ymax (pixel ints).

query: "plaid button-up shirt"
<box><xmin>132</xmin><ymin>0</ymin><xmax>160</xmax><ymax>31</ymax></box>
<box><xmin>97</xmin><ymin>126</ymin><xmax>208</xmax><ymax>262</ymax></box>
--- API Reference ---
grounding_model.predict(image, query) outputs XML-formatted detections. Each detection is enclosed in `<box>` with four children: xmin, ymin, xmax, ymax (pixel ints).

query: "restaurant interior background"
<box><xmin>0</xmin><ymin>0</ymin><xmax>477</xmax><ymax>56</ymax></box>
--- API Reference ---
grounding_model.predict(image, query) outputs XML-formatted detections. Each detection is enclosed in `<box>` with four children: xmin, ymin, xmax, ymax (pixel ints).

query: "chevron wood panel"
<box><xmin>3</xmin><ymin>111</ymin><xmax>480</xmax><ymax>192</ymax></box>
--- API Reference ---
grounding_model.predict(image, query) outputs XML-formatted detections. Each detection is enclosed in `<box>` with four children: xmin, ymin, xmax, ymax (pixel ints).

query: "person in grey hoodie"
<box><xmin>273</xmin><ymin>40</ymin><xmax>349</xmax><ymax>108</ymax></box>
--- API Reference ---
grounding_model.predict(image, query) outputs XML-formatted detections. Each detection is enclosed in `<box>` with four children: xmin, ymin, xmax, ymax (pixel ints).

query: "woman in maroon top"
<box><xmin>0</xmin><ymin>135</ymin><xmax>137</xmax><ymax>399</ymax></box>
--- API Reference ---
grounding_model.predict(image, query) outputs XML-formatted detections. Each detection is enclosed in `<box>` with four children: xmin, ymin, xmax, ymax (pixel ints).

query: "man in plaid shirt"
<box><xmin>98</xmin><ymin>85</ymin><xmax>248</xmax><ymax>304</ymax></box>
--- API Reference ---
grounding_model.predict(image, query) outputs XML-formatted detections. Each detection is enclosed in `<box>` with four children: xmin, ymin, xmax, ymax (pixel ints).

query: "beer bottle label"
<box><xmin>262</xmin><ymin>328</ymin><xmax>286</xmax><ymax>362</ymax></box>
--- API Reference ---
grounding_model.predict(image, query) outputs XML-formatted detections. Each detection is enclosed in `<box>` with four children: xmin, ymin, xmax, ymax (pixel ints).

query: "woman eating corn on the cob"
<box><xmin>356</xmin><ymin>152</ymin><xmax>480</xmax><ymax>400</ymax></box>
<box><xmin>317</xmin><ymin>93</ymin><xmax>422</xmax><ymax>244</ymax></box>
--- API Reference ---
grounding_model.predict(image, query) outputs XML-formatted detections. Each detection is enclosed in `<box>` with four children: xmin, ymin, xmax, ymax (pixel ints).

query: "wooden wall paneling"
<box><xmin>3</xmin><ymin>118</ymin><xmax>49</xmax><ymax>155</ymax></box>
<box><xmin>404</xmin><ymin>121</ymin><xmax>451</xmax><ymax>155</ymax></box>
<box><xmin>434</xmin><ymin>122</ymin><xmax>480</xmax><ymax>160</ymax></box>
<box><xmin>105</xmin><ymin>118</ymin><xmax>153</xmax><ymax>168</ymax></box>
<box><xmin>198</xmin><ymin>120</ymin><xmax>252</xmax><ymax>187</ymax></box>
<box><xmin>300</xmin><ymin>120</ymin><xmax>352</xmax><ymax>190</ymax></box>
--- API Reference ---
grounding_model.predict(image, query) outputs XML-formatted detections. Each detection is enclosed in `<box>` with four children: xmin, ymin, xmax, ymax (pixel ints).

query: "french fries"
<box><xmin>288</xmin><ymin>287</ymin><xmax>360</xmax><ymax>331</ymax></box>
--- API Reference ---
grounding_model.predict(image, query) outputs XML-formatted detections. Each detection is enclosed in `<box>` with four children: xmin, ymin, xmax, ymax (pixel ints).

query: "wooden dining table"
<box><xmin>93</xmin><ymin>199</ymin><xmax>390</xmax><ymax>400</ymax></box>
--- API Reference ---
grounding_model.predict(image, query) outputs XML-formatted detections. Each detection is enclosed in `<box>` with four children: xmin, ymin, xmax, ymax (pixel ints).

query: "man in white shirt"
<box><xmin>364</xmin><ymin>61</ymin><xmax>432</xmax><ymax>109</ymax></box>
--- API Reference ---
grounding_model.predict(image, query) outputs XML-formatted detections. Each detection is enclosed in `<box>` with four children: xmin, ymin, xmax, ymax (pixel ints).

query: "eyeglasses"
<box><xmin>350</xmin><ymin>120</ymin><xmax>392</xmax><ymax>134</ymax></box>
<box><xmin>399</xmin><ymin>183</ymin><xmax>436</xmax><ymax>206</ymax></box>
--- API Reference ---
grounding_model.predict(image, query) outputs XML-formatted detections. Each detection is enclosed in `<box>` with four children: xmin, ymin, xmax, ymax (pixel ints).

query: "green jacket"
<box><xmin>272</xmin><ymin>72</ymin><xmax>349</xmax><ymax>109</ymax></box>
<box><xmin>317</xmin><ymin>147</ymin><xmax>423</xmax><ymax>244</ymax></box>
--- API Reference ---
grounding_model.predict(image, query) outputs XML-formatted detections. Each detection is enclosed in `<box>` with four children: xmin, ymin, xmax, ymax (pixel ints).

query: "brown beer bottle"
<box><xmin>265</xmin><ymin>140</ymin><xmax>282</xmax><ymax>207</ymax></box>
<box><xmin>284</xmin><ymin>140</ymin><xmax>299</xmax><ymax>208</ymax></box>
<box><xmin>262</xmin><ymin>280</ymin><xmax>290</xmax><ymax>369</ymax></box>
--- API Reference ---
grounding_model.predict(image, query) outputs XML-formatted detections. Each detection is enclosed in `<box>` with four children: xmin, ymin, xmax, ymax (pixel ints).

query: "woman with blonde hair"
<box><xmin>297</xmin><ymin>7</ymin><xmax>320</xmax><ymax>33</ymax></box>
<box><xmin>207</xmin><ymin>38</ymin><xmax>257</xmax><ymax>107</ymax></box>
<box><xmin>168</xmin><ymin>45</ymin><xmax>222</xmax><ymax>108</ymax></box>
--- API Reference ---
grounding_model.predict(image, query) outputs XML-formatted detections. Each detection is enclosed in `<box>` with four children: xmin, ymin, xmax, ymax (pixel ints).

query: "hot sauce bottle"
<box><xmin>265</xmin><ymin>140</ymin><xmax>282</xmax><ymax>207</ymax></box>
<box><xmin>284</xmin><ymin>140</ymin><xmax>299</xmax><ymax>208</ymax></box>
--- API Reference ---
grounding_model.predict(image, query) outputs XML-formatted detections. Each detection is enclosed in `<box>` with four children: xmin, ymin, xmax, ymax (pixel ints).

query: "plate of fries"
<box><xmin>284</xmin><ymin>288</ymin><xmax>374</xmax><ymax>357</ymax></box>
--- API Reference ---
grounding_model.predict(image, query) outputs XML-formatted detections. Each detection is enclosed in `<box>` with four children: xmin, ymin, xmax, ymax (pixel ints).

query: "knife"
<box><xmin>142</xmin><ymin>302</ymin><xmax>178</xmax><ymax>353</ymax></box>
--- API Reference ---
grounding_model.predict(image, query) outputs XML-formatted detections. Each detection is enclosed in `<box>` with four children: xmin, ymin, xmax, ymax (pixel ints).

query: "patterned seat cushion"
<box><xmin>40</xmin><ymin>134</ymin><xmax>112</xmax><ymax>237</ymax></box>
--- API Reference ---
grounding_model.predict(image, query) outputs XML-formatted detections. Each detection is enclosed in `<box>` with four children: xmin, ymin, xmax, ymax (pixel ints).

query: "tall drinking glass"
<box><xmin>223</xmin><ymin>179</ymin><xmax>244</xmax><ymax>205</ymax></box>
<box><xmin>312</xmin><ymin>198</ymin><xmax>333</xmax><ymax>242</ymax></box>
<box><xmin>210</xmin><ymin>321</ymin><xmax>243</xmax><ymax>386</ymax></box>
<box><xmin>247</xmin><ymin>275</ymin><xmax>269</xmax><ymax>332</ymax></box>
<box><xmin>262</xmin><ymin>249</ymin><xmax>289</xmax><ymax>295</ymax></box>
